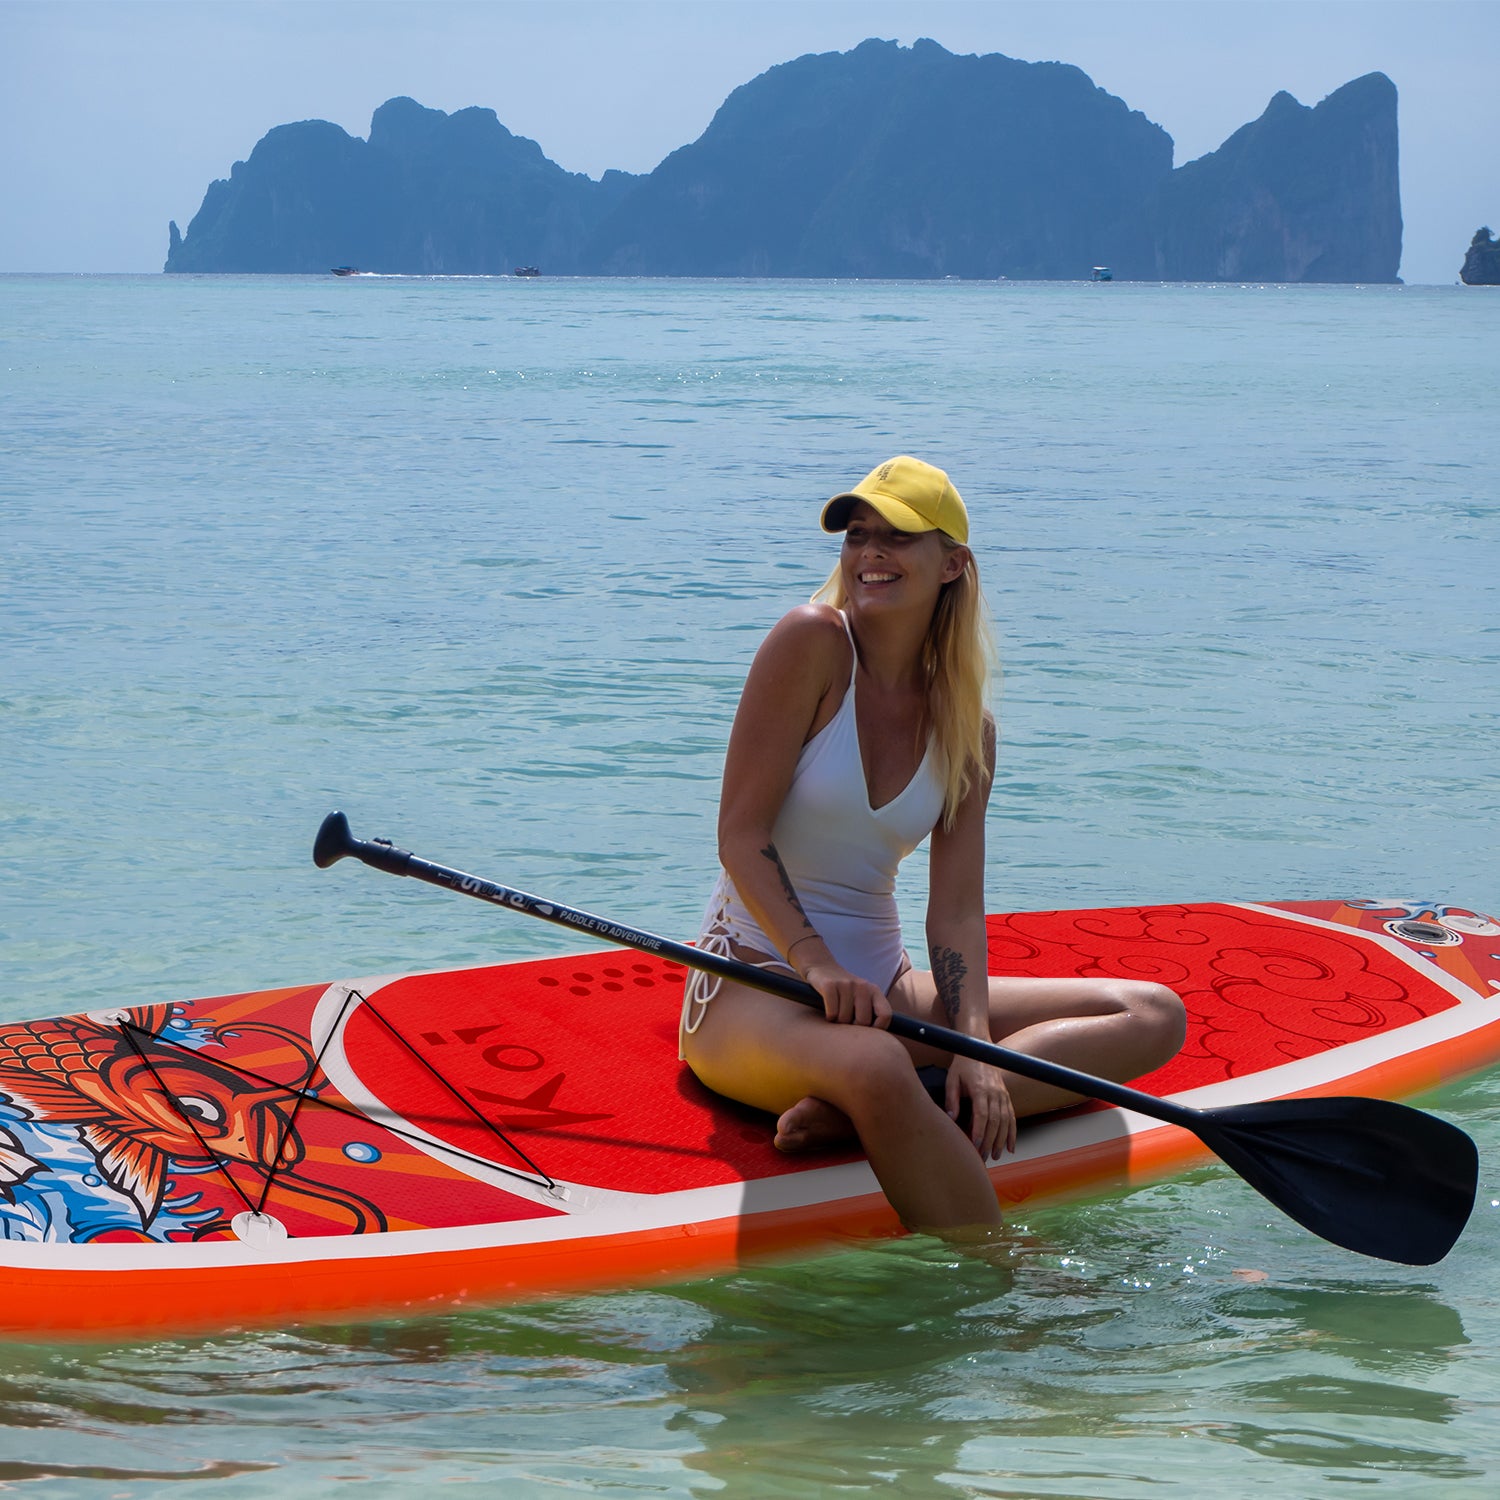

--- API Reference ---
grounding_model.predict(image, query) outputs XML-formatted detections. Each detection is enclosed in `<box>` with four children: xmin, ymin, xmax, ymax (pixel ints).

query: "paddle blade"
<box><xmin>1193</xmin><ymin>1096</ymin><xmax>1477</xmax><ymax>1266</ymax></box>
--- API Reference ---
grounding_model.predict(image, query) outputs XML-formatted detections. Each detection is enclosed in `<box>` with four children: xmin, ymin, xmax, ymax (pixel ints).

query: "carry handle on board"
<box><xmin>314</xmin><ymin>811</ymin><xmax>1478</xmax><ymax>1266</ymax></box>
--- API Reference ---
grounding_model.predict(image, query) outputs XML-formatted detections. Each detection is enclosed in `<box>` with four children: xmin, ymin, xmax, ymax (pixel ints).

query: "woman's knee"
<box><xmin>1071</xmin><ymin>978</ymin><xmax>1186</xmax><ymax>1053</ymax></box>
<box><xmin>1123</xmin><ymin>981</ymin><xmax>1187</xmax><ymax>1054</ymax></box>
<box><xmin>833</xmin><ymin>1031</ymin><xmax>929</xmax><ymax>1120</ymax></box>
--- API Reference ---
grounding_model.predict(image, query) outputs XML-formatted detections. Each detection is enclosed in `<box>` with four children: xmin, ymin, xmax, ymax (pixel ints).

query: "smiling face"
<box><xmin>838</xmin><ymin>501</ymin><xmax>968</xmax><ymax>617</ymax></box>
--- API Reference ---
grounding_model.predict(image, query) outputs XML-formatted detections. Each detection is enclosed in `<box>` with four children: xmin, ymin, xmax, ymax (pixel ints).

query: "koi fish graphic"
<box><xmin>0</xmin><ymin>1122</ymin><xmax>39</xmax><ymax>1194</ymax></box>
<box><xmin>0</xmin><ymin>1006</ymin><xmax>383</xmax><ymax>1234</ymax></box>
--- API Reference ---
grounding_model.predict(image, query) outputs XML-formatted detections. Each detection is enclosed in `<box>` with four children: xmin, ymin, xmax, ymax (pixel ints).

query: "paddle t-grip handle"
<box><xmin>314</xmin><ymin>810</ymin><xmax>413</xmax><ymax>876</ymax></box>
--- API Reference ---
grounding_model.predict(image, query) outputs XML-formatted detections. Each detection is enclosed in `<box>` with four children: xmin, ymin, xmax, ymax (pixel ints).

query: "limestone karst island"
<box><xmin>1460</xmin><ymin>229</ymin><xmax>1500</xmax><ymax>285</ymax></box>
<box><xmin>165</xmin><ymin>38</ymin><xmax>1403</xmax><ymax>282</ymax></box>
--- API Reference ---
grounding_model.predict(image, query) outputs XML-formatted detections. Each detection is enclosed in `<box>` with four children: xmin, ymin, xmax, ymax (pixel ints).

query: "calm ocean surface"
<box><xmin>2</xmin><ymin>273</ymin><xmax>1498</xmax><ymax>1496</ymax></box>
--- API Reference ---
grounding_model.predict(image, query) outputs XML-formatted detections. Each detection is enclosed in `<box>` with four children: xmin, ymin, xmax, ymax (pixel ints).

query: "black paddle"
<box><xmin>313</xmin><ymin>811</ymin><xmax>1478</xmax><ymax>1266</ymax></box>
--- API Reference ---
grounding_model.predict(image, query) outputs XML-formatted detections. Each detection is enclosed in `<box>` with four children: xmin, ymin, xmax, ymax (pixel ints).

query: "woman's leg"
<box><xmin>775</xmin><ymin>974</ymin><xmax>1187</xmax><ymax>1149</ymax></box>
<box><xmin>680</xmin><ymin>979</ymin><xmax>1003</xmax><ymax>1232</ymax></box>
<box><xmin>891</xmin><ymin>973</ymin><xmax>1188</xmax><ymax>1115</ymax></box>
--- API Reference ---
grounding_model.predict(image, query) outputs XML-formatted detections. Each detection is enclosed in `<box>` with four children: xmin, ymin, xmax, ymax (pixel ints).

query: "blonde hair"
<box><xmin>813</xmin><ymin>536</ymin><xmax>996</xmax><ymax>827</ymax></box>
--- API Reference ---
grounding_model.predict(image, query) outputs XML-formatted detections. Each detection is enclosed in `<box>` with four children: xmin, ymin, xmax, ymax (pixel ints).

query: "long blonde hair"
<box><xmin>813</xmin><ymin>536</ymin><xmax>996</xmax><ymax>827</ymax></box>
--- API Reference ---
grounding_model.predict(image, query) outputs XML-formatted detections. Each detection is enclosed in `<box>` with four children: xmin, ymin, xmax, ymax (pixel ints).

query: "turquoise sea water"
<box><xmin>2</xmin><ymin>273</ymin><xmax>1498</xmax><ymax>1495</ymax></box>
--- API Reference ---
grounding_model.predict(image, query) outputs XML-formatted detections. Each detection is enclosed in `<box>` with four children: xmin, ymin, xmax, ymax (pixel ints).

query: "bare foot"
<box><xmin>773</xmin><ymin>1095</ymin><xmax>857</xmax><ymax>1153</ymax></box>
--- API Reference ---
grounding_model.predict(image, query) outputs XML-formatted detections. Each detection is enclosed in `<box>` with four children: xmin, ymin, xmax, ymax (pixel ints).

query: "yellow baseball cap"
<box><xmin>820</xmin><ymin>455</ymin><xmax>969</xmax><ymax>544</ymax></box>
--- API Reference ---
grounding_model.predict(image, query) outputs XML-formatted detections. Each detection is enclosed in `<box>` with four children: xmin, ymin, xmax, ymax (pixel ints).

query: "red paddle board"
<box><xmin>2</xmin><ymin>899</ymin><xmax>1496</xmax><ymax>1337</ymax></box>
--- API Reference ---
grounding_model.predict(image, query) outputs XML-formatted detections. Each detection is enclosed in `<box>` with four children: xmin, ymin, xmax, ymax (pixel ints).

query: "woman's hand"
<box><xmin>801</xmin><ymin>958</ymin><xmax>892</xmax><ymax>1029</ymax></box>
<box><xmin>945</xmin><ymin>1055</ymin><xmax>1016</xmax><ymax>1160</ymax></box>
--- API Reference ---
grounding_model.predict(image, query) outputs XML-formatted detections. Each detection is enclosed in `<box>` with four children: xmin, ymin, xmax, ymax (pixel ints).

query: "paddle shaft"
<box><xmin>318</xmin><ymin>814</ymin><xmax>1195</xmax><ymax>1130</ymax></box>
<box><xmin>315</xmin><ymin>812</ymin><xmax>1479</xmax><ymax>1264</ymax></box>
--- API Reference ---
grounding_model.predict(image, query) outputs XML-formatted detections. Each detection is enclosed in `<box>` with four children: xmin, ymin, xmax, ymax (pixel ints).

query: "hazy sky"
<box><xmin>2</xmin><ymin>1</ymin><xmax>1494</xmax><ymax>282</ymax></box>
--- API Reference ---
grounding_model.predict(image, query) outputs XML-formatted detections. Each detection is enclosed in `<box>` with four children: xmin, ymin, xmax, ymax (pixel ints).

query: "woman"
<box><xmin>680</xmin><ymin>457</ymin><xmax>1185</xmax><ymax>1236</ymax></box>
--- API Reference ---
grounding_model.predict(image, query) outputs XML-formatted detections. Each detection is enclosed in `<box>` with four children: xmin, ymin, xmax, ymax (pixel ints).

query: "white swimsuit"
<box><xmin>682</xmin><ymin>611</ymin><xmax>947</xmax><ymax>1044</ymax></box>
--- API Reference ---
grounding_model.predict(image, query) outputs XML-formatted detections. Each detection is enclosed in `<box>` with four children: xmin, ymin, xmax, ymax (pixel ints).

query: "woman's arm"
<box><xmin>926</xmin><ymin>715</ymin><xmax>1010</xmax><ymax>1154</ymax></box>
<box><xmin>716</xmin><ymin>605</ymin><xmax>890</xmax><ymax>1026</ymax></box>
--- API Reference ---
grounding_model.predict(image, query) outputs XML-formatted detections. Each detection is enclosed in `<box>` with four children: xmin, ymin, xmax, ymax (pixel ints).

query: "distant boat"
<box><xmin>513</xmin><ymin>266</ymin><xmax>540</xmax><ymax>278</ymax></box>
<box><xmin>330</xmin><ymin>266</ymin><xmax>359</xmax><ymax>277</ymax></box>
<box><xmin>1091</xmin><ymin>266</ymin><xmax>1113</xmax><ymax>282</ymax></box>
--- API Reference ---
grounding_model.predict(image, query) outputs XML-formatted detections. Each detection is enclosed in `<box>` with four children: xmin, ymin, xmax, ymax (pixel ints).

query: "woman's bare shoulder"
<box><xmin>754</xmin><ymin>603</ymin><xmax>850</xmax><ymax>673</ymax></box>
<box><xmin>741</xmin><ymin>603</ymin><xmax>852</xmax><ymax>708</ymax></box>
<box><xmin>767</xmin><ymin>601</ymin><xmax>846</xmax><ymax>643</ymax></box>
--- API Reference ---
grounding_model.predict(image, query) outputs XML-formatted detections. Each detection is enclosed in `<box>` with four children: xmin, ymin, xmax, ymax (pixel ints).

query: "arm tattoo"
<box><xmin>931</xmin><ymin>945</ymin><xmax>968</xmax><ymax>1026</ymax></box>
<box><xmin>760</xmin><ymin>842</ymin><xmax>813</xmax><ymax>932</ymax></box>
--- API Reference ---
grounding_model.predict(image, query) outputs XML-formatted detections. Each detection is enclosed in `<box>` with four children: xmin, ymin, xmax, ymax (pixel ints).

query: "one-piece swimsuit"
<box><xmin>680</xmin><ymin>609</ymin><xmax>946</xmax><ymax>1047</ymax></box>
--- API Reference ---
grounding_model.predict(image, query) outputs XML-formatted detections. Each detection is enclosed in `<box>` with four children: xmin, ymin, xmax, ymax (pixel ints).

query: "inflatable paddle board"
<box><xmin>2</xmin><ymin>898</ymin><xmax>1497</xmax><ymax>1338</ymax></box>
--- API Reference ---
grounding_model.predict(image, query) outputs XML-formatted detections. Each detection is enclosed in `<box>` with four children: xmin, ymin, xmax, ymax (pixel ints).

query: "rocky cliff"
<box><xmin>1141</xmin><ymin>72</ymin><xmax>1401</xmax><ymax>282</ymax></box>
<box><xmin>165</xmin><ymin>97</ymin><xmax>635</xmax><ymax>274</ymax></box>
<box><xmin>578</xmin><ymin>38</ymin><xmax>1170</xmax><ymax>278</ymax></box>
<box><xmin>165</xmin><ymin>41</ymin><xmax>1402</xmax><ymax>282</ymax></box>
<box><xmin>1460</xmin><ymin>227</ymin><xmax>1500</xmax><ymax>285</ymax></box>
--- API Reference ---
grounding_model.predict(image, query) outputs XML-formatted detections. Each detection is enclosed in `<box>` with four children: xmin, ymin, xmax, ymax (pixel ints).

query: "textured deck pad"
<box><xmin>983</xmin><ymin>903</ymin><xmax>1465</xmax><ymax>1093</ymax></box>
<box><xmin>343</xmin><ymin>954</ymin><xmax>821</xmax><ymax>1194</ymax></box>
<box><xmin>340</xmin><ymin>902</ymin><xmax>1474</xmax><ymax>1197</ymax></box>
